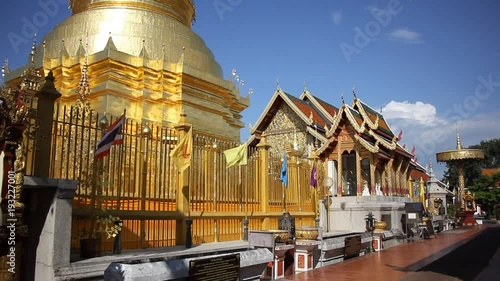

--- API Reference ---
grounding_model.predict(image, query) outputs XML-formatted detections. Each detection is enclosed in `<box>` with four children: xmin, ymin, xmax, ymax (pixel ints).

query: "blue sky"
<box><xmin>1</xmin><ymin>0</ymin><xmax>499</xmax><ymax>178</ymax></box>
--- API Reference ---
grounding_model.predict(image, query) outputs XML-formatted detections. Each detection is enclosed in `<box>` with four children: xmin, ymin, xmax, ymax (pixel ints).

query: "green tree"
<box><xmin>443</xmin><ymin>138</ymin><xmax>500</xmax><ymax>189</ymax></box>
<box><xmin>467</xmin><ymin>172</ymin><xmax>500</xmax><ymax>217</ymax></box>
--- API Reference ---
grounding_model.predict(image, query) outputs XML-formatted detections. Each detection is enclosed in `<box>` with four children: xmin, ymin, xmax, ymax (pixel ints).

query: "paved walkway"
<box><xmin>281</xmin><ymin>224</ymin><xmax>500</xmax><ymax>281</ymax></box>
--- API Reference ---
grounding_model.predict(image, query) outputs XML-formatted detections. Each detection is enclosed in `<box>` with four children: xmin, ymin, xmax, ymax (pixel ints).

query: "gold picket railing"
<box><xmin>24</xmin><ymin>104</ymin><xmax>319</xmax><ymax>253</ymax></box>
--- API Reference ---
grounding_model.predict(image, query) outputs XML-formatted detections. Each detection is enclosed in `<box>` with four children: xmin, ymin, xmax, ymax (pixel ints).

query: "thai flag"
<box><xmin>94</xmin><ymin>114</ymin><xmax>125</xmax><ymax>159</ymax></box>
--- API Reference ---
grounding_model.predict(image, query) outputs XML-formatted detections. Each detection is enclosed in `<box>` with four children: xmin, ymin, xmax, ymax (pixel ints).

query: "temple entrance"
<box><xmin>342</xmin><ymin>151</ymin><xmax>357</xmax><ymax>196</ymax></box>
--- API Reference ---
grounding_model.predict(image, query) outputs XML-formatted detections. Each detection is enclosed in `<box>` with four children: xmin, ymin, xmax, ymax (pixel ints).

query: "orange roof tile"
<box><xmin>313</xmin><ymin>96</ymin><xmax>339</xmax><ymax>118</ymax></box>
<box><xmin>288</xmin><ymin>94</ymin><xmax>329</xmax><ymax>127</ymax></box>
<box><xmin>411</xmin><ymin>169</ymin><xmax>429</xmax><ymax>181</ymax></box>
<box><xmin>482</xmin><ymin>168</ymin><xmax>500</xmax><ymax>176</ymax></box>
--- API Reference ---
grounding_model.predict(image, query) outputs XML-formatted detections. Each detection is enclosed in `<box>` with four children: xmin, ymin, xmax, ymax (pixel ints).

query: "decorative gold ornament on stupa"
<box><xmin>5</xmin><ymin>0</ymin><xmax>249</xmax><ymax>141</ymax></box>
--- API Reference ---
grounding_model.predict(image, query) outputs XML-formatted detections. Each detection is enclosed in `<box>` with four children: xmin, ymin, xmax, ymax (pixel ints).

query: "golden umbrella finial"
<box><xmin>456</xmin><ymin>123</ymin><xmax>463</xmax><ymax>150</ymax></box>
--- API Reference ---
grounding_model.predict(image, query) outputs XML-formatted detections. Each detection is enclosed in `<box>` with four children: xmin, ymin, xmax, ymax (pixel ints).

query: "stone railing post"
<box><xmin>34</xmin><ymin>71</ymin><xmax>61</xmax><ymax>178</ymax></box>
<box><xmin>174</xmin><ymin>112</ymin><xmax>191</xmax><ymax>246</ymax></box>
<box><xmin>257</xmin><ymin>136</ymin><xmax>270</xmax><ymax>230</ymax></box>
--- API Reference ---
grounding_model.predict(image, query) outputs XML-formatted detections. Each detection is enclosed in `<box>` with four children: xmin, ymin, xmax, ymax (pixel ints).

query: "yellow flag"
<box><xmin>223</xmin><ymin>143</ymin><xmax>248</xmax><ymax>167</ymax></box>
<box><xmin>169</xmin><ymin>128</ymin><xmax>193</xmax><ymax>172</ymax></box>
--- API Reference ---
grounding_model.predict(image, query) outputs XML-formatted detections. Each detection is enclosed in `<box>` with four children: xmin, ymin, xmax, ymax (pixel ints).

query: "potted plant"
<box><xmin>80</xmin><ymin>215</ymin><xmax>123</xmax><ymax>258</ymax></box>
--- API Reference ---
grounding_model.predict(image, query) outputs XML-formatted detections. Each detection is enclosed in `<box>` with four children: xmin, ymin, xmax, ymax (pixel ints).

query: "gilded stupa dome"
<box><xmin>42</xmin><ymin>0</ymin><xmax>223</xmax><ymax>78</ymax></box>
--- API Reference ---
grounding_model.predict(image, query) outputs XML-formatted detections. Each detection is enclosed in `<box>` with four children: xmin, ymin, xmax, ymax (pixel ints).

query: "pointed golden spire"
<box><xmin>30</xmin><ymin>34</ymin><xmax>37</xmax><ymax>67</ymax></box>
<box><xmin>456</xmin><ymin>123</ymin><xmax>463</xmax><ymax>150</ymax></box>
<box><xmin>3</xmin><ymin>59</ymin><xmax>9</xmax><ymax>74</ymax></box>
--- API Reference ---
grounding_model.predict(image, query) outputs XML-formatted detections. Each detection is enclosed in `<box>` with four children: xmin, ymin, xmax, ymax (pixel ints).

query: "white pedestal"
<box><xmin>372</xmin><ymin>236</ymin><xmax>382</xmax><ymax>251</ymax></box>
<box><xmin>294</xmin><ymin>240</ymin><xmax>321</xmax><ymax>272</ymax></box>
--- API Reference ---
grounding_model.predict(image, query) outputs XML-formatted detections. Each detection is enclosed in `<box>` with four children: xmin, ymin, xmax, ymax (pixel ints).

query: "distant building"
<box><xmin>482</xmin><ymin>168</ymin><xmax>500</xmax><ymax>188</ymax></box>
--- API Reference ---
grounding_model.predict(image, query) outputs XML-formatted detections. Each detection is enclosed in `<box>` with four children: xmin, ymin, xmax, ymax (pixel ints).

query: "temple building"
<box><xmin>250</xmin><ymin>87</ymin><xmax>425</xmax><ymax>232</ymax></box>
<box><xmin>4</xmin><ymin>0</ymin><xmax>249</xmax><ymax>141</ymax></box>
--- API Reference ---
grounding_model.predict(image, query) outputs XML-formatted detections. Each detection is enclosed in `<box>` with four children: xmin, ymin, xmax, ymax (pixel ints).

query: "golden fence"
<box><xmin>24</xmin><ymin>104</ymin><xmax>320</xmax><ymax>253</ymax></box>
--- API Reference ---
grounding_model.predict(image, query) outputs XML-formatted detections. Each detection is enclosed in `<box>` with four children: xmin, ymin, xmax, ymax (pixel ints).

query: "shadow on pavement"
<box><xmin>401</xmin><ymin>226</ymin><xmax>500</xmax><ymax>281</ymax></box>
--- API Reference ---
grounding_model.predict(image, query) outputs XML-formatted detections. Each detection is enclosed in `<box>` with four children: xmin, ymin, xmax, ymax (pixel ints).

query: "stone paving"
<box><xmin>280</xmin><ymin>224</ymin><xmax>500</xmax><ymax>281</ymax></box>
<box><xmin>61</xmin><ymin>224</ymin><xmax>500</xmax><ymax>280</ymax></box>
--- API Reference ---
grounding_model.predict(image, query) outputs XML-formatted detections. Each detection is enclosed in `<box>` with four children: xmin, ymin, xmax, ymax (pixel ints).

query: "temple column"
<box><xmin>203</xmin><ymin>144</ymin><xmax>213</xmax><ymax>210</ymax></box>
<box><xmin>257</xmin><ymin>136</ymin><xmax>271</xmax><ymax>229</ymax></box>
<box><xmin>457</xmin><ymin>161</ymin><xmax>465</xmax><ymax>209</ymax></box>
<box><xmin>337</xmin><ymin>149</ymin><xmax>343</xmax><ymax>196</ymax></box>
<box><xmin>408</xmin><ymin>176</ymin><xmax>414</xmax><ymax>200</ymax></box>
<box><xmin>402</xmin><ymin>162</ymin><xmax>409</xmax><ymax>197</ymax></box>
<box><xmin>382</xmin><ymin>169</ymin><xmax>387</xmax><ymax>195</ymax></box>
<box><xmin>387</xmin><ymin>158</ymin><xmax>394</xmax><ymax>196</ymax></box>
<box><xmin>370</xmin><ymin>154</ymin><xmax>377</xmax><ymax>194</ymax></box>
<box><xmin>395</xmin><ymin>158</ymin><xmax>402</xmax><ymax>196</ymax></box>
<box><xmin>356</xmin><ymin>144</ymin><xmax>362</xmax><ymax>196</ymax></box>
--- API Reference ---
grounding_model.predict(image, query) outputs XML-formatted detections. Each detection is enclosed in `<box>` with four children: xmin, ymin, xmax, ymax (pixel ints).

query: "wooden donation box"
<box><xmin>249</xmin><ymin>230</ymin><xmax>293</xmax><ymax>280</ymax></box>
<box><xmin>344</xmin><ymin>235</ymin><xmax>362</xmax><ymax>259</ymax></box>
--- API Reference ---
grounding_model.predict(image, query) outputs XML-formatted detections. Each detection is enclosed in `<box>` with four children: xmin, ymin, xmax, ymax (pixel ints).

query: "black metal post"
<box><xmin>113</xmin><ymin>231</ymin><xmax>122</xmax><ymax>254</ymax></box>
<box><xmin>186</xmin><ymin>218</ymin><xmax>193</xmax><ymax>248</ymax></box>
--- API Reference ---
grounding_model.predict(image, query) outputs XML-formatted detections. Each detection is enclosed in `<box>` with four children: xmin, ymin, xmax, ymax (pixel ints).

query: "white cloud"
<box><xmin>383</xmin><ymin>101</ymin><xmax>500</xmax><ymax>179</ymax></box>
<box><xmin>331</xmin><ymin>10</ymin><xmax>342</xmax><ymax>25</ymax></box>
<box><xmin>388</xmin><ymin>27</ymin><xmax>424</xmax><ymax>44</ymax></box>
<box><xmin>381</xmin><ymin>100</ymin><xmax>443</xmax><ymax>126</ymax></box>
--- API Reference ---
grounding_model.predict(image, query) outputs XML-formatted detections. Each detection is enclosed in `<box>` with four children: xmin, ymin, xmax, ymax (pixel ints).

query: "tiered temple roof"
<box><xmin>249</xmin><ymin>87</ymin><xmax>425</xmax><ymax>171</ymax></box>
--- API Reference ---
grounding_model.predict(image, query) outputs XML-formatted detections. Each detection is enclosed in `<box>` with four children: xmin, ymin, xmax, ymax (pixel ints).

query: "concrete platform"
<box><xmin>59</xmin><ymin>240</ymin><xmax>249</xmax><ymax>280</ymax></box>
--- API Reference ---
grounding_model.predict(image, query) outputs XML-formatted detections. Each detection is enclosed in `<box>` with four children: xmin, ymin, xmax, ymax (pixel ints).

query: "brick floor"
<box><xmin>280</xmin><ymin>224</ymin><xmax>499</xmax><ymax>281</ymax></box>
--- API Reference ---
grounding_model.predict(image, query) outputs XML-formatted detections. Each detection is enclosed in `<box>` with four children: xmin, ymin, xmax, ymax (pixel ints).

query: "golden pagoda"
<box><xmin>4</xmin><ymin>0</ymin><xmax>249</xmax><ymax>141</ymax></box>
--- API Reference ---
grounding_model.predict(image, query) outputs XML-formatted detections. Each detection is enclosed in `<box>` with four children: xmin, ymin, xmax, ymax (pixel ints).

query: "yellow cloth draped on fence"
<box><xmin>223</xmin><ymin>143</ymin><xmax>248</xmax><ymax>167</ymax></box>
<box><xmin>169</xmin><ymin>128</ymin><xmax>193</xmax><ymax>172</ymax></box>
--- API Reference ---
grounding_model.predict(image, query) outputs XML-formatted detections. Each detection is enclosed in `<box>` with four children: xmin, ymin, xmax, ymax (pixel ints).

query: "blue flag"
<box><xmin>280</xmin><ymin>153</ymin><xmax>288</xmax><ymax>187</ymax></box>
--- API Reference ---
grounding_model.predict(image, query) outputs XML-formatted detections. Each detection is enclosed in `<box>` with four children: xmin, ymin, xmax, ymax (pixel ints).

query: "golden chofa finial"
<box><xmin>456</xmin><ymin>123</ymin><xmax>463</xmax><ymax>150</ymax></box>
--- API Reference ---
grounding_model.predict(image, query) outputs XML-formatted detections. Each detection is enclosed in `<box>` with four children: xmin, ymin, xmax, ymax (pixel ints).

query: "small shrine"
<box><xmin>426</xmin><ymin>163</ymin><xmax>454</xmax><ymax>231</ymax></box>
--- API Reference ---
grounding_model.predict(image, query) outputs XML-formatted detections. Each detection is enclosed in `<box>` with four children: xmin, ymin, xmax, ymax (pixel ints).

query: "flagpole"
<box><xmin>297</xmin><ymin>159</ymin><xmax>301</xmax><ymax>212</ymax></box>
<box><xmin>282</xmin><ymin>182</ymin><xmax>286</xmax><ymax>213</ymax></box>
<box><xmin>116</xmin><ymin>110</ymin><xmax>126</xmax><ymax>210</ymax></box>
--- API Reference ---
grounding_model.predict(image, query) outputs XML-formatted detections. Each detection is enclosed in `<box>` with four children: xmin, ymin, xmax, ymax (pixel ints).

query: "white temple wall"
<box><xmin>328</xmin><ymin>195</ymin><xmax>414</xmax><ymax>232</ymax></box>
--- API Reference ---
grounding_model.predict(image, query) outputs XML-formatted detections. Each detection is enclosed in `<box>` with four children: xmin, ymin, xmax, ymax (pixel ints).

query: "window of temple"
<box><xmin>361</xmin><ymin>158</ymin><xmax>371</xmax><ymax>192</ymax></box>
<box><xmin>342</xmin><ymin>151</ymin><xmax>357</xmax><ymax>196</ymax></box>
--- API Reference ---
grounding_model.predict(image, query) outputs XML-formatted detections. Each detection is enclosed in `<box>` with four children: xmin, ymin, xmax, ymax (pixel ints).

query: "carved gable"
<box><xmin>264</xmin><ymin>104</ymin><xmax>307</xmax><ymax>157</ymax></box>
